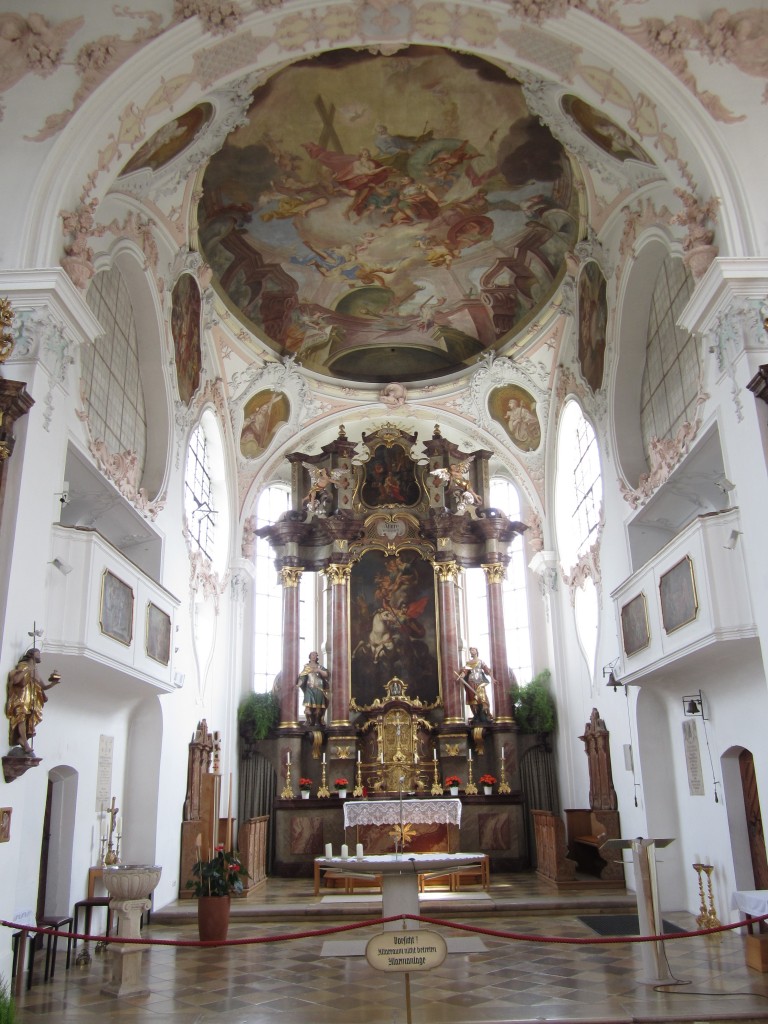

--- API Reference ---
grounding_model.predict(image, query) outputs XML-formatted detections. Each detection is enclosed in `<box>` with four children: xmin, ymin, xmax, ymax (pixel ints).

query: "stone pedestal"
<box><xmin>101</xmin><ymin>897</ymin><xmax>152</xmax><ymax>996</ymax></box>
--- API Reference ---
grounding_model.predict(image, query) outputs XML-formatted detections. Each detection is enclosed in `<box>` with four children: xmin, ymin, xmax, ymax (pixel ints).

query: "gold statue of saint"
<box><xmin>6</xmin><ymin>648</ymin><xmax>62</xmax><ymax>754</ymax></box>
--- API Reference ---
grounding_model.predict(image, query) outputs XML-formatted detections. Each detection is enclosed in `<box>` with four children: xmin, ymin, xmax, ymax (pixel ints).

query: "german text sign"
<box><xmin>366</xmin><ymin>930</ymin><xmax>447</xmax><ymax>972</ymax></box>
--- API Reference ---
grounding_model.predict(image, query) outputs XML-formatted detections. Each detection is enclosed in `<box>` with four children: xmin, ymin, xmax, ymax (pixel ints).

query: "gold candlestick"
<box><xmin>431</xmin><ymin>756</ymin><xmax>442</xmax><ymax>796</ymax></box>
<box><xmin>703</xmin><ymin>864</ymin><xmax>721</xmax><ymax>928</ymax></box>
<box><xmin>692</xmin><ymin>863</ymin><xmax>708</xmax><ymax>927</ymax></box>
<box><xmin>498</xmin><ymin>752</ymin><xmax>511</xmax><ymax>795</ymax></box>
<box><xmin>281</xmin><ymin>761</ymin><xmax>294</xmax><ymax>799</ymax></box>
<box><xmin>318</xmin><ymin>759</ymin><xmax>330</xmax><ymax>798</ymax></box>
<box><xmin>353</xmin><ymin>758</ymin><xmax>364</xmax><ymax>797</ymax></box>
<box><xmin>465</xmin><ymin>754</ymin><xmax>478</xmax><ymax>795</ymax></box>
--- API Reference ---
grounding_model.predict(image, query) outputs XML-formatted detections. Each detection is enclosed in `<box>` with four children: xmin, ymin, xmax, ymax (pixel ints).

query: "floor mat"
<box><xmin>578</xmin><ymin>913</ymin><xmax>686</xmax><ymax>936</ymax></box>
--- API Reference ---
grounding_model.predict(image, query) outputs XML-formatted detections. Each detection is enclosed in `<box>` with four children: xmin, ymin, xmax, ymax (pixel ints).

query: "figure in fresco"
<box><xmin>297</xmin><ymin>651</ymin><xmax>329</xmax><ymax>726</ymax></box>
<box><xmin>459</xmin><ymin>647</ymin><xmax>494</xmax><ymax>724</ymax></box>
<box><xmin>6</xmin><ymin>648</ymin><xmax>62</xmax><ymax>754</ymax></box>
<box><xmin>505</xmin><ymin>395</ymin><xmax>540</xmax><ymax>451</ymax></box>
<box><xmin>577</xmin><ymin>262</ymin><xmax>608</xmax><ymax>393</ymax></box>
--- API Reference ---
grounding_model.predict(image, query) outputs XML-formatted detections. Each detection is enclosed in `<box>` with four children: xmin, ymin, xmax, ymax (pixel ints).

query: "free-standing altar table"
<box><xmin>318</xmin><ymin>851</ymin><xmax>484</xmax><ymax>929</ymax></box>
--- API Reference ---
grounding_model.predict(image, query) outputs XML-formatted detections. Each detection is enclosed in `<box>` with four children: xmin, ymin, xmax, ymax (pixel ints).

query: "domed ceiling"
<box><xmin>197</xmin><ymin>46</ymin><xmax>581</xmax><ymax>384</ymax></box>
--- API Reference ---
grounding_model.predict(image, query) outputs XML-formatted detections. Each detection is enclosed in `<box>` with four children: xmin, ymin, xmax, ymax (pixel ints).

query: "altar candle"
<box><xmin>468</xmin><ymin>749</ymin><xmax>472</xmax><ymax>762</ymax></box>
<box><xmin>356</xmin><ymin>843</ymin><xmax>364</xmax><ymax>858</ymax></box>
<box><xmin>501</xmin><ymin>746</ymin><xmax>505</xmax><ymax>760</ymax></box>
<box><xmin>341</xmin><ymin>844</ymin><xmax>349</xmax><ymax>859</ymax></box>
<box><xmin>286</xmin><ymin>750</ymin><xmax>290</xmax><ymax>765</ymax></box>
<box><xmin>414</xmin><ymin>752</ymin><xmax>418</xmax><ymax>764</ymax></box>
<box><xmin>433</xmin><ymin>749</ymin><xmax>437</xmax><ymax>761</ymax></box>
<box><xmin>322</xmin><ymin>752</ymin><xmax>326</xmax><ymax>765</ymax></box>
<box><xmin>380</xmin><ymin>752</ymin><xmax>384</xmax><ymax>763</ymax></box>
<box><xmin>357</xmin><ymin>750</ymin><xmax>361</xmax><ymax>763</ymax></box>
<box><xmin>325</xmin><ymin>843</ymin><xmax>332</xmax><ymax>859</ymax></box>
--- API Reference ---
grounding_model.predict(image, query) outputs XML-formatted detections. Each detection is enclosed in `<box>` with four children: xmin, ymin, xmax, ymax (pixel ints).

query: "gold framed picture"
<box><xmin>659</xmin><ymin>555</ymin><xmax>699</xmax><ymax>634</ymax></box>
<box><xmin>100</xmin><ymin>569</ymin><xmax>134</xmax><ymax>646</ymax></box>
<box><xmin>146</xmin><ymin>602</ymin><xmax>172</xmax><ymax>665</ymax></box>
<box><xmin>620</xmin><ymin>592</ymin><xmax>650</xmax><ymax>656</ymax></box>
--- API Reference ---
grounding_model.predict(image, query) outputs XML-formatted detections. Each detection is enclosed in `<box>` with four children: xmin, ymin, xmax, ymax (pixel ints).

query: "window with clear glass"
<box><xmin>461</xmin><ymin>477</ymin><xmax>533</xmax><ymax>706</ymax></box>
<box><xmin>184</xmin><ymin>425</ymin><xmax>216</xmax><ymax>560</ymax></box>
<box><xmin>83</xmin><ymin>265</ymin><xmax>147</xmax><ymax>469</ymax></box>
<box><xmin>555</xmin><ymin>400</ymin><xmax>603</xmax><ymax>571</ymax></box>
<box><xmin>640</xmin><ymin>255</ymin><xmax>698</xmax><ymax>448</ymax></box>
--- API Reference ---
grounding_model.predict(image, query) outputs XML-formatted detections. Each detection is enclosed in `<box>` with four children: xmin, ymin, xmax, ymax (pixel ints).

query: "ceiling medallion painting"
<box><xmin>198</xmin><ymin>47</ymin><xmax>580</xmax><ymax>384</ymax></box>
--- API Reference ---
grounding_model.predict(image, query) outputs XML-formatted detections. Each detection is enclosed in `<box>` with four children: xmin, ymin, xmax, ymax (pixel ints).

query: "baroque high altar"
<box><xmin>258</xmin><ymin>423</ymin><xmax>528</xmax><ymax>859</ymax></box>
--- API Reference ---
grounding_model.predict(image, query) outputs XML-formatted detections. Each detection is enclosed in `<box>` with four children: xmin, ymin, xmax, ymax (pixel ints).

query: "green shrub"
<box><xmin>510</xmin><ymin>669</ymin><xmax>556</xmax><ymax>735</ymax></box>
<box><xmin>238</xmin><ymin>691</ymin><xmax>280</xmax><ymax>742</ymax></box>
<box><xmin>0</xmin><ymin>974</ymin><xmax>15</xmax><ymax>1024</ymax></box>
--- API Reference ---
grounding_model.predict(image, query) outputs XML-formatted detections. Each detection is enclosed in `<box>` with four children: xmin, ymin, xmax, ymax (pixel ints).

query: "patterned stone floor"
<box><xmin>8</xmin><ymin>873</ymin><xmax>768</xmax><ymax>1023</ymax></box>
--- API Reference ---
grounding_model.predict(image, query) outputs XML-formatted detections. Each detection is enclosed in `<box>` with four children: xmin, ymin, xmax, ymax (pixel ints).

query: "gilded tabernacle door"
<box><xmin>350</xmin><ymin>549</ymin><xmax>439</xmax><ymax>707</ymax></box>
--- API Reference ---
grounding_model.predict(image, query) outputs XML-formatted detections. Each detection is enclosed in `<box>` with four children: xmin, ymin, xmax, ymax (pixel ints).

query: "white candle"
<box><xmin>468</xmin><ymin>749</ymin><xmax>472</xmax><ymax>762</ymax></box>
<box><xmin>325</xmin><ymin>843</ymin><xmax>332</xmax><ymax>859</ymax></box>
<box><xmin>380</xmin><ymin>752</ymin><xmax>384</xmax><ymax>764</ymax></box>
<box><xmin>357</xmin><ymin>750</ymin><xmax>361</xmax><ymax>763</ymax></box>
<box><xmin>414</xmin><ymin>753</ymin><xmax>418</xmax><ymax>764</ymax></box>
<box><xmin>356</xmin><ymin>843</ymin><xmax>364</xmax><ymax>858</ymax></box>
<box><xmin>286</xmin><ymin>751</ymin><xmax>290</xmax><ymax>765</ymax></box>
<box><xmin>322</xmin><ymin>752</ymin><xmax>326</xmax><ymax>765</ymax></box>
<box><xmin>501</xmin><ymin>746</ymin><xmax>505</xmax><ymax>760</ymax></box>
<box><xmin>433</xmin><ymin>749</ymin><xmax>437</xmax><ymax>761</ymax></box>
<box><xmin>340</xmin><ymin>844</ymin><xmax>349</xmax><ymax>859</ymax></box>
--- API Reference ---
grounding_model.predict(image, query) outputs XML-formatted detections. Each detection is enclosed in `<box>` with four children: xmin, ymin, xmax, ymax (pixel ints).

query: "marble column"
<box><xmin>279</xmin><ymin>566</ymin><xmax>303</xmax><ymax>727</ymax></box>
<box><xmin>483</xmin><ymin>562</ymin><xmax>513</xmax><ymax>723</ymax></box>
<box><xmin>325</xmin><ymin>563</ymin><xmax>351</xmax><ymax>725</ymax></box>
<box><xmin>434</xmin><ymin>561</ymin><xmax>462</xmax><ymax>724</ymax></box>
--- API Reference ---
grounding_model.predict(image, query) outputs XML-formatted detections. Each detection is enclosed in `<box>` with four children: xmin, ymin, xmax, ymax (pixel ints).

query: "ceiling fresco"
<box><xmin>197</xmin><ymin>46</ymin><xmax>581</xmax><ymax>385</ymax></box>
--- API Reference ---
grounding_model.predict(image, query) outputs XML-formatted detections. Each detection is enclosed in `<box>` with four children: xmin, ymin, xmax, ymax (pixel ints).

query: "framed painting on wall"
<box><xmin>659</xmin><ymin>555</ymin><xmax>699</xmax><ymax>634</ymax></box>
<box><xmin>146</xmin><ymin>602</ymin><xmax>172</xmax><ymax>665</ymax></box>
<box><xmin>100</xmin><ymin>569</ymin><xmax>134</xmax><ymax>646</ymax></box>
<box><xmin>620</xmin><ymin>592</ymin><xmax>650</xmax><ymax>657</ymax></box>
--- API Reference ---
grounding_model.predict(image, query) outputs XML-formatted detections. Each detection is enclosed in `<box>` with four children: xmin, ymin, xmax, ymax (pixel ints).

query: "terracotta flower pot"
<box><xmin>197</xmin><ymin>895</ymin><xmax>231</xmax><ymax>942</ymax></box>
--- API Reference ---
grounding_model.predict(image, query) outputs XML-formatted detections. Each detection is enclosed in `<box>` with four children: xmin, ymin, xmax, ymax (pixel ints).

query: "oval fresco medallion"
<box><xmin>121</xmin><ymin>103</ymin><xmax>213</xmax><ymax>176</ymax></box>
<box><xmin>489</xmin><ymin>385</ymin><xmax>541</xmax><ymax>452</ymax></box>
<box><xmin>198</xmin><ymin>47</ymin><xmax>580</xmax><ymax>384</ymax></box>
<box><xmin>240</xmin><ymin>390</ymin><xmax>290</xmax><ymax>458</ymax></box>
<box><xmin>171</xmin><ymin>273</ymin><xmax>202</xmax><ymax>406</ymax></box>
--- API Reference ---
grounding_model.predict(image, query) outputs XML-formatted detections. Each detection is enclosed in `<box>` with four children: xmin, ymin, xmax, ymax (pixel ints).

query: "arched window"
<box><xmin>252</xmin><ymin>484</ymin><xmax>320</xmax><ymax>696</ymax></box>
<box><xmin>555</xmin><ymin>400</ymin><xmax>602</xmax><ymax>572</ymax></box>
<box><xmin>83</xmin><ymin>265</ymin><xmax>147</xmax><ymax>469</ymax></box>
<box><xmin>184</xmin><ymin>410</ymin><xmax>229</xmax><ymax>569</ymax></box>
<box><xmin>640</xmin><ymin>255</ymin><xmax>698</xmax><ymax>449</ymax></box>
<box><xmin>462</xmin><ymin>477</ymin><xmax>533</xmax><ymax>697</ymax></box>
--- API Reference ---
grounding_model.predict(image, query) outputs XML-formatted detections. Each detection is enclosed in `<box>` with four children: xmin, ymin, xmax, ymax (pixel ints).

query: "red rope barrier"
<box><xmin>3</xmin><ymin>909</ymin><xmax>765</xmax><ymax>950</ymax></box>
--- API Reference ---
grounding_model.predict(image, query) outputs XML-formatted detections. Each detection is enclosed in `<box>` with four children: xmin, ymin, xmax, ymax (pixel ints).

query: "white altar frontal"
<box><xmin>343</xmin><ymin>798</ymin><xmax>461</xmax><ymax>831</ymax></box>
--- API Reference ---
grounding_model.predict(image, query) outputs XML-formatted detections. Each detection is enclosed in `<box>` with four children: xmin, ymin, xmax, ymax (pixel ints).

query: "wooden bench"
<box><xmin>564</xmin><ymin>808</ymin><xmax>623</xmax><ymax>881</ymax></box>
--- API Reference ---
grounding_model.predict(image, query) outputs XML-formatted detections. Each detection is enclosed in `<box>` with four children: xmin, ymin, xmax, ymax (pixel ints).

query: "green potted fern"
<box><xmin>510</xmin><ymin>669</ymin><xmax>556</xmax><ymax>746</ymax></box>
<box><xmin>238</xmin><ymin>691</ymin><xmax>279</xmax><ymax>755</ymax></box>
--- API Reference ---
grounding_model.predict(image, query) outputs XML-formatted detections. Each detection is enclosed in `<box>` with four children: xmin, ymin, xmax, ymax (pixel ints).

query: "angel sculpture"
<box><xmin>431</xmin><ymin>457</ymin><xmax>482</xmax><ymax>513</ymax></box>
<box><xmin>301</xmin><ymin>463</ymin><xmax>347</xmax><ymax>513</ymax></box>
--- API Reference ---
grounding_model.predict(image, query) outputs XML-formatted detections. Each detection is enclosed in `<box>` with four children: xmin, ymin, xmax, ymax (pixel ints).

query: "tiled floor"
<box><xmin>8</xmin><ymin>873</ymin><xmax>768</xmax><ymax>1023</ymax></box>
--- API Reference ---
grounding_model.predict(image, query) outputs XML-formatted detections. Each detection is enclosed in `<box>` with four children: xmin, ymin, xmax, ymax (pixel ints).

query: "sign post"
<box><xmin>366</xmin><ymin>928</ymin><xmax>448</xmax><ymax>1024</ymax></box>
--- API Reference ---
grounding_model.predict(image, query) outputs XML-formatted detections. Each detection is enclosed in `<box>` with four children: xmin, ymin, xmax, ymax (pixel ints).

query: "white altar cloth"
<box><xmin>343</xmin><ymin>798</ymin><xmax>461</xmax><ymax>829</ymax></box>
<box><xmin>732</xmin><ymin>890</ymin><xmax>768</xmax><ymax>918</ymax></box>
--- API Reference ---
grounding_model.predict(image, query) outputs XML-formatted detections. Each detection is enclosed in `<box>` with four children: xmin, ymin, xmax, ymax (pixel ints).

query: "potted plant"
<box><xmin>237</xmin><ymin>691</ymin><xmax>280</xmax><ymax>756</ymax></box>
<box><xmin>334</xmin><ymin>777</ymin><xmax>349</xmax><ymax>798</ymax></box>
<box><xmin>479</xmin><ymin>773</ymin><xmax>497</xmax><ymax>795</ymax></box>
<box><xmin>510</xmin><ymin>669</ymin><xmax>556</xmax><ymax>747</ymax></box>
<box><xmin>299</xmin><ymin>777</ymin><xmax>312</xmax><ymax>799</ymax></box>
<box><xmin>187</xmin><ymin>845</ymin><xmax>249</xmax><ymax>942</ymax></box>
<box><xmin>445</xmin><ymin>775</ymin><xmax>461</xmax><ymax>796</ymax></box>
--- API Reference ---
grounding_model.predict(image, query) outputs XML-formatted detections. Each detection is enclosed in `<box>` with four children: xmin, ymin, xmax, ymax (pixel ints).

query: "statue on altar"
<box><xmin>459</xmin><ymin>647</ymin><xmax>493</xmax><ymax>724</ymax></box>
<box><xmin>297</xmin><ymin>651</ymin><xmax>329</xmax><ymax>726</ymax></box>
<box><xmin>6</xmin><ymin>648</ymin><xmax>62</xmax><ymax>754</ymax></box>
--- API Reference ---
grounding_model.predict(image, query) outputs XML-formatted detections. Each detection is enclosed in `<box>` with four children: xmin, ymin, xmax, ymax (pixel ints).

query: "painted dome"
<box><xmin>197</xmin><ymin>46</ymin><xmax>580</xmax><ymax>384</ymax></box>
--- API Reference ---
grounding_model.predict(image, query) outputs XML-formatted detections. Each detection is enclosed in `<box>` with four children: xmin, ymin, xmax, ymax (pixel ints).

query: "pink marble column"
<box><xmin>279</xmin><ymin>567</ymin><xmax>302</xmax><ymax>727</ymax></box>
<box><xmin>483</xmin><ymin>562</ymin><xmax>513</xmax><ymax>723</ymax></box>
<box><xmin>435</xmin><ymin>562</ymin><xmax>462</xmax><ymax>724</ymax></box>
<box><xmin>325</xmin><ymin>564</ymin><xmax>351</xmax><ymax>725</ymax></box>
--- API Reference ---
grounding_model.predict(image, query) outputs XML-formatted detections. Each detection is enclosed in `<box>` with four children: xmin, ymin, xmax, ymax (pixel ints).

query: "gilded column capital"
<box><xmin>432</xmin><ymin>560</ymin><xmax>459</xmax><ymax>584</ymax></box>
<box><xmin>482</xmin><ymin>562</ymin><xmax>507</xmax><ymax>585</ymax></box>
<box><xmin>279</xmin><ymin>566</ymin><xmax>304</xmax><ymax>588</ymax></box>
<box><xmin>324</xmin><ymin>563</ymin><xmax>352</xmax><ymax>585</ymax></box>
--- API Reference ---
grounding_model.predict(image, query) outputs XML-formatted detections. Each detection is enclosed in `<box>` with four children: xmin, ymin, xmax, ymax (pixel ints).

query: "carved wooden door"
<box><xmin>739</xmin><ymin>749</ymin><xmax>768</xmax><ymax>889</ymax></box>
